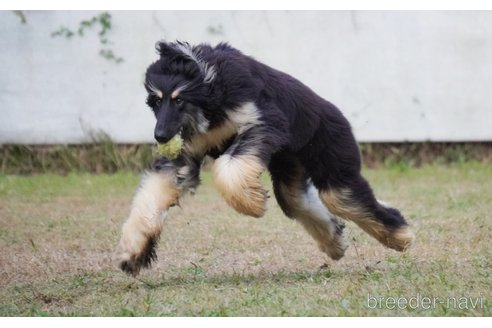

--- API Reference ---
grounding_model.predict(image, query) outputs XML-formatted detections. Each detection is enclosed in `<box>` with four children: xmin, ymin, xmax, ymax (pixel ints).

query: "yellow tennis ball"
<box><xmin>156</xmin><ymin>134</ymin><xmax>184</xmax><ymax>159</ymax></box>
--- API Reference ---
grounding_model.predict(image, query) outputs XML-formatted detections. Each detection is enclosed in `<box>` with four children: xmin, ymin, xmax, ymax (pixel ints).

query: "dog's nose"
<box><xmin>154</xmin><ymin>133</ymin><xmax>171</xmax><ymax>144</ymax></box>
<box><xmin>154</xmin><ymin>125</ymin><xmax>172</xmax><ymax>143</ymax></box>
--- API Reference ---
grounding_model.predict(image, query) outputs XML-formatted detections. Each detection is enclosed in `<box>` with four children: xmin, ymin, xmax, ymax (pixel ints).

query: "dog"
<box><xmin>115</xmin><ymin>41</ymin><xmax>415</xmax><ymax>276</ymax></box>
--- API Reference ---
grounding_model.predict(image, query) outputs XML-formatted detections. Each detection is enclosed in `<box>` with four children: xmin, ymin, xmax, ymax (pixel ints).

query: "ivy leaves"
<box><xmin>51</xmin><ymin>12</ymin><xmax>123</xmax><ymax>64</ymax></box>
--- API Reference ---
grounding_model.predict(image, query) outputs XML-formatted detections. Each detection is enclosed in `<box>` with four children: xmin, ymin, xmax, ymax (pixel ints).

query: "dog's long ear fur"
<box><xmin>155</xmin><ymin>41</ymin><xmax>185</xmax><ymax>61</ymax></box>
<box><xmin>156</xmin><ymin>41</ymin><xmax>216</xmax><ymax>84</ymax></box>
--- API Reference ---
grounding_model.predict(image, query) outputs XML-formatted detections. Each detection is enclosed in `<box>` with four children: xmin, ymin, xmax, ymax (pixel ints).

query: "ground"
<box><xmin>0</xmin><ymin>163</ymin><xmax>490</xmax><ymax>316</ymax></box>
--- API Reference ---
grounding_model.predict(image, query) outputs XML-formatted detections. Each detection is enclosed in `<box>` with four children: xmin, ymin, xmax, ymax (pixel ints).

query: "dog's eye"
<box><xmin>174</xmin><ymin>97</ymin><xmax>184</xmax><ymax>106</ymax></box>
<box><xmin>154</xmin><ymin>98</ymin><xmax>162</xmax><ymax>107</ymax></box>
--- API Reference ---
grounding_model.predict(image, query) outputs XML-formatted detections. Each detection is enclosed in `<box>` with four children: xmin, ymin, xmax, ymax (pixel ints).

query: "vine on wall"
<box><xmin>51</xmin><ymin>12</ymin><xmax>123</xmax><ymax>64</ymax></box>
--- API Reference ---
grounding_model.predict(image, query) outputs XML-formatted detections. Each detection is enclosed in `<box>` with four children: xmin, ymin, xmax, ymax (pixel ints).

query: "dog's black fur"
<box><xmin>121</xmin><ymin>41</ymin><xmax>413</xmax><ymax>275</ymax></box>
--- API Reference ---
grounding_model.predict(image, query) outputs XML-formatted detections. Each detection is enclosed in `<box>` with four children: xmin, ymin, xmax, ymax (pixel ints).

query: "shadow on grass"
<box><xmin>132</xmin><ymin>253</ymin><xmax>420</xmax><ymax>290</ymax></box>
<box><xmin>136</xmin><ymin>268</ymin><xmax>340</xmax><ymax>290</ymax></box>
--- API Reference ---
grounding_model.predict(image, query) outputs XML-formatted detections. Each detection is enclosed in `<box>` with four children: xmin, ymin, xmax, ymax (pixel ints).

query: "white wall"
<box><xmin>1</xmin><ymin>11</ymin><xmax>491</xmax><ymax>144</ymax></box>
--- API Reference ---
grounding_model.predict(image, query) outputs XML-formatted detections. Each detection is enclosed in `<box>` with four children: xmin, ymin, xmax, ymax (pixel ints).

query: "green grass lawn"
<box><xmin>0</xmin><ymin>163</ymin><xmax>491</xmax><ymax>316</ymax></box>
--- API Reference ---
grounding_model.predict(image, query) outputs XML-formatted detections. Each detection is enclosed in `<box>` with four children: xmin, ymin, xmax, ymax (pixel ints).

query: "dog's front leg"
<box><xmin>211</xmin><ymin>102</ymin><xmax>289</xmax><ymax>218</ymax></box>
<box><xmin>213</xmin><ymin>152</ymin><xmax>267</xmax><ymax>218</ymax></box>
<box><xmin>115</xmin><ymin>165</ymin><xmax>180</xmax><ymax>276</ymax></box>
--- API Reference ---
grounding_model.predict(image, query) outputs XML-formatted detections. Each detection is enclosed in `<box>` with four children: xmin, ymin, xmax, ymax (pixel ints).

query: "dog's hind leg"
<box><xmin>296</xmin><ymin>119</ymin><xmax>415</xmax><ymax>252</ymax></box>
<box><xmin>318</xmin><ymin>175</ymin><xmax>415</xmax><ymax>251</ymax></box>
<box><xmin>270</xmin><ymin>155</ymin><xmax>348</xmax><ymax>260</ymax></box>
<box><xmin>115</xmin><ymin>169</ymin><xmax>180</xmax><ymax>276</ymax></box>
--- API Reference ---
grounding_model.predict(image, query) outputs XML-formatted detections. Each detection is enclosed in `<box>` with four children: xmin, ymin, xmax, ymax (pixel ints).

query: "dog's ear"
<box><xmin>155</xmin><ymin>41</ymin><xmax>183</xmax><ymax>59</ymax></box>
<box><xmin>155</xmin><ymin>40</ymin><xmax>216</xmax><ymax>84</ymax></box>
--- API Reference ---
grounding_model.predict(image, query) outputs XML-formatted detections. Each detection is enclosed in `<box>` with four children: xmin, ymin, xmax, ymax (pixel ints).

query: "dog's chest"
<box><xmin>184</xmin><ymin>120</ymin><xmax>237</xmax><ymax>157</ymax></box>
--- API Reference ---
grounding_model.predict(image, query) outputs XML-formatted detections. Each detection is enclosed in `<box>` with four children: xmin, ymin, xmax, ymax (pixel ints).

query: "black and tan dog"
<box><xmin>115</xmin><ymin>41</ymin><xmax>415</xmax><ymax>276</ymax></box>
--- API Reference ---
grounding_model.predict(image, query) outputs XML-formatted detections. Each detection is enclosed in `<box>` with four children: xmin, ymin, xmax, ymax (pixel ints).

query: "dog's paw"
<box><xmin>319</xmin><ymin>234</ymin><xmax>349</xmax><ymax>261</ymax></box>
<box><xmin>317</xmin><ymin>220</ymin><xmax>349</xmax><ymax>261</ymax></box>
<box><xmin>213</xmin><ymin>154</ymin><xmax>268</xmax><ymax>218</ymax></box>
<box><xmin>220</xmin><ymin>185</ymin><xmax>268</xmax><ymax>218</ymax></box>
<box><xmin>116</xmin><ymin>234</ymin><xmax>159</xmax><ymax>277</ymax></box>
<box><xmin>232</xmin><ymin>184</ymin><xmax>268</xmax><ymax>218</ymax></box>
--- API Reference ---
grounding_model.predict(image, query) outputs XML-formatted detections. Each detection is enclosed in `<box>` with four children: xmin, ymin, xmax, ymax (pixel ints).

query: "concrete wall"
<box><xmin>1</xmin><ymin>11</ymin><xmax>491</xmax><ymax>144</ymax></box>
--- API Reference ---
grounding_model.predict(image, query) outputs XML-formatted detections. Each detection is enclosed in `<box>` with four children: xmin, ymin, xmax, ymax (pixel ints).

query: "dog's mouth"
<box><xmin>174</xmin><ymin>128</ymin><xmax>184</xmax><ymax>140</ymax></box>
<box><xmin>155</xmin><ymin>126</ymin><xmax>184</xmax><ymax>144</ymax></box>
<box><xmin>156</xmin><ymin>130</ymin><xmax>184</xmax><ymax>159</ymax></box>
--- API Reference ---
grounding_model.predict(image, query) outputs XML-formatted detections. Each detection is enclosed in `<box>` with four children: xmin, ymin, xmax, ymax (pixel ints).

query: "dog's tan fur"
<box><xmin>184</xmin><ymin>120</ymin><xmax>237</xmax><ymax>157</ymax></box>
<box><xmin>212</xmin><ymin>154</ymin><xmax>267</xmax><ymax>218</ymax></box>
<box><xmin>184</xmin><ymin>101</ymin><xmax>262</xmax><ymax>158</ymax></box>
<box><xmin>115</xmin><ymin>171</ymin><xmax>180</xmax><ymax>266</ymax></box>
<box><xmin>276</xmin><ymin>168</ymin><xmax>348</xmax><ymax>260</ymax></box>
<box><xmin>320</xmin><ymin>189</ymin><xmax>414</xmax><ymax>251</ymax></box>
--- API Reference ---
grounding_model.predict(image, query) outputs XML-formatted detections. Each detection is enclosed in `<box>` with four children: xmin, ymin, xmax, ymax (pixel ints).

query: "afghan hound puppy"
<box><xmin>115</xmin><ymin>41</ymin><xmax>415</xmax><ymax>276</ymax></box>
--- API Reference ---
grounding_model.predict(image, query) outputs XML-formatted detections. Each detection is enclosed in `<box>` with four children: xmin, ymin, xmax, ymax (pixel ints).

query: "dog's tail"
<box><xmin>318</xmin><ymin>178</ymin><xmax>414</xmax><ymax>251</ymax></box>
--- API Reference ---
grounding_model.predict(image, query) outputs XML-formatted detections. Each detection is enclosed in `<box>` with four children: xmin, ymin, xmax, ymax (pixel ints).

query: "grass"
<box><xmin>2</xmin><ymin>142</ymin><xmax>491</xmax><ymax>174</ymax></box>
<box><xmin>0</xmin><ymin>143</ymin><xmax>154</xmax><ymax>175</ymax></box>
<box><xmin>0</xmin><ymin>162</ymin><xmax>491</xmax><ymax>316</ymax></box>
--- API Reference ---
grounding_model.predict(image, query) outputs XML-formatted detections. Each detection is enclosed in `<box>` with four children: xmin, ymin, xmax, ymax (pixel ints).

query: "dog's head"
<box><xmin>144</xmin><ymin>41</ymin><xmax>216</xmax><ymax>143</ymax></box>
